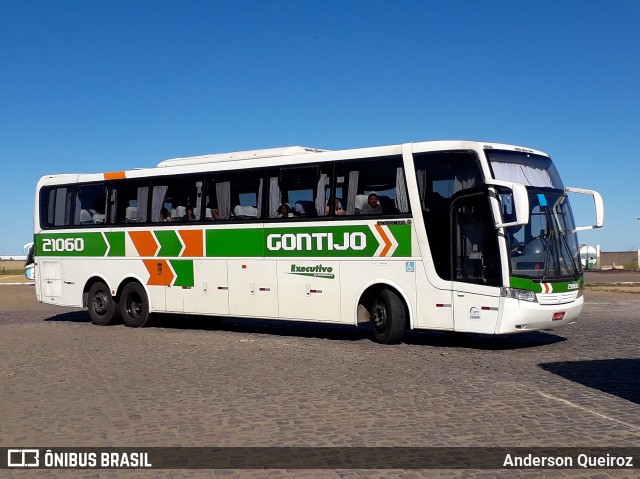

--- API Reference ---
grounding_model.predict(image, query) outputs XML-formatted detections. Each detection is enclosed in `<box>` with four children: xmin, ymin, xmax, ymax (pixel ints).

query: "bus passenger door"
<box><xmin>451</xmin><ymin>194</ymin><xmax>501</xmax><ymax>333</ymax></box>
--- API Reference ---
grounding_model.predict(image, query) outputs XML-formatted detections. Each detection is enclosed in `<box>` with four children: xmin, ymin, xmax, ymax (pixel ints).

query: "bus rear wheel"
<box><xmin>371</xmin><ymin>289</ymin><xmax>405</xmax><ymax>344</ymax></box>
<box><xmin>88</xmin><ymin>281</ymin><xmax>118</xmax><ymax>326</ymax></box>
<box><xmin>120</xmin><ymin>282</ymin><xmax>150</xmax><ymax>328</ymax></box>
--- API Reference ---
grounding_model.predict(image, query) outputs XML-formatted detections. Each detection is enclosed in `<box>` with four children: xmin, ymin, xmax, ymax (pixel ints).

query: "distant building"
<box><xmin>598</xmin><ymin>249</ymin><xmax>640</xmax><ymax>270</ymax></box>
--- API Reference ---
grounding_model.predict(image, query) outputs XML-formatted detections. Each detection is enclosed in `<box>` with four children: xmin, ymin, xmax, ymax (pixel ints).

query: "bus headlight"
<box><xmin>501</xmin><ymin>287</ymin><xmax>538</xmax><ymax>303</ymax></box>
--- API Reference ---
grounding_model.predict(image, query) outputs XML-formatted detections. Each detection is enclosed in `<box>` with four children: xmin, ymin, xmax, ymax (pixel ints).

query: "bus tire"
<box><xmin>87</xmin><ymin>281</ymin><xmax>119</xmax><ymax>326</ymax></box>
<box><xmin>371</xmin><ymin>289</ymin><xmax>405</xmax><ymax>344</ymax></box>
<box><xmin>120</xmin><ymin>282</ymin><xmax>150</xmax><ymax>328</ymax></box>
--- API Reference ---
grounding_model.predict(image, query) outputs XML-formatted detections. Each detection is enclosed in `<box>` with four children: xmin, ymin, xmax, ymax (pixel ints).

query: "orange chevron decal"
<box><xmin>143</xmin><ymin>260</ymin><xmax>174</xmax><ymax>286</ymax></box>
<box><xmin>103</xmin><ymin>171</ymin><xmax>126</xmax><ymax>180</ymax></box>
<box><xmin>130</xmin><ymin>231</ymin><xmax>158</xmax><ymax>257</ymax></box>
<box><xmin>375</xmin><ymin>225</ymin><xmax>392</xmax><ymax>257</ymax></box>
<box><xmin>178</xmin><ymin>230</ymin><xmax>203</xmax><ymax>257</ymax></box>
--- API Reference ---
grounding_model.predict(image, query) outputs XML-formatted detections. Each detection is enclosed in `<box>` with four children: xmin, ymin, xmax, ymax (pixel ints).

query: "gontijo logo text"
<box><xmin>267</xmin><ymin>232</ymin><xmax>366</xmax><ymax>251</ymax></box>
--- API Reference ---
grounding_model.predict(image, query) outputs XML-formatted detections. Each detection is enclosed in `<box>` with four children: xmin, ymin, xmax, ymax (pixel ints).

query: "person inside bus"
<box><xmin>359</xmin><ymin>192</ymin><xmax>383</xmax><ymax>215</ymax></box>
<box><xmin>161</xmin><ymin>207</ymin><xmax>172</xmax><ymax>222</ymax></box>
<box><xmin>183</xmin><ymin>206</ymin><xmax>196</xmax><ymax>221</ymax></box>
<box><xmin>325</xmin><ymin>196</ymin><xmax>346</xmax><ymax>216</ymax></box>
<box><xmin>277</xmin><ymin>203</ymin><xmax>294</xmax><ymax>218</ymax></box>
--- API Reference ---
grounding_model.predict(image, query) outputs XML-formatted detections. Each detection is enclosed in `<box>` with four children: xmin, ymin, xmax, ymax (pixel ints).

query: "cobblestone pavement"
<box><xmin>0</xmin><ymin>287</ymin><xmax>639</xmax><ymax>479</ymax></box>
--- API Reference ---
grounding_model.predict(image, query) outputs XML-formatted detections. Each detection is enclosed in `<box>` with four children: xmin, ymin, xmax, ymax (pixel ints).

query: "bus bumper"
<box><xmin>497</xmin><ymin>296</ymin><xmax>584</xmax><ymax>334</ymax></box>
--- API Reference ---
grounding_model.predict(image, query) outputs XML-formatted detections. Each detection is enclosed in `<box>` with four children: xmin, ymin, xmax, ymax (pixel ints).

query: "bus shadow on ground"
<box><xmin>150</xmin><ymin>314</ymin><xmax>567</xmax><ymax>350</ymax></box>
<box><xmin>45</xmin><ymin>311</ymin><xmax>92</xmax><ymax>323</ymax></box>
<box><xmin>44</xmin><ymin>311</ymin><xmax>567</xmax><ymax>350</ymax></box>
<box><xmin>539</xmin><ymin>359</ymin><xmax>640</xmax><ymax>405</ymax></box>
<box><xmin>403</xmin><ymin>330</ymin><xmax>566</xmax><ymax>350</ymax></box>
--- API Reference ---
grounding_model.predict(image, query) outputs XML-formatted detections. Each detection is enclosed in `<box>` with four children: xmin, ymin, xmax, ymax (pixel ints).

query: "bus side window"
<box><xmin>333</xmin><ymin>156</ymin><xmax>408</xmax><ymax>217</ymax></box>
<box><xmin>207</xmin><ymin>169</ymin><xmax>264</xmax><ymax>221</ymax></box>
<box><xmin>268</xmin><ymin>165</ymin><xmax>328</xmax><ymax>219</ymax></box>
<box><xmin>150</xmin><ymin>175</ymin><xmax>203</xmax><ymax>223</ymax></box>
<box><xmin>40</xmin><ymin>186</ymin><xmax>74</xmax><ymax>228</ymax></box>
<box><xmin>112</xmin><ymin>180</ymin><xmax>149</xmax><ymax>224</ymax></box>
<box><xmin>73</xmin><ymin>184</ymin><xmax>108</xmax><ymax>226</ymax></box>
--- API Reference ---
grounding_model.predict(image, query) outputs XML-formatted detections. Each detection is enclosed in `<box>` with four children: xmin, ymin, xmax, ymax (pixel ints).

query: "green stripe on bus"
<box><xmin>509</xmin><ymin>276</ymin><xmax>583</xmax><ymax>293</ymax></box>
<box><xmin>36</xmin><ymin>232</ymin><xmax>125</xmax><ymax>257</ymax></box>
<box><xmin>35</xmin><ymin>223</ymin><xmax>413</xmax><ymax>258</ymax></box>
<box><xmin>36</xmin><ymin>232</ymin><xmax>108</xmax><ymax>257</ymax></box>
<box><xmin>206</xmin><ymin>228</ymin><xmax>265</xmax><ymax>257</ymax></box>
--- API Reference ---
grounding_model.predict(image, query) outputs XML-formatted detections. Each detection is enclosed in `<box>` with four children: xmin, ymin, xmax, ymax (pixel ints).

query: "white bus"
<box><xmin>33</xmin><ymin>141</ymin><xmax>603</xmax><ymax>343</ymax></box>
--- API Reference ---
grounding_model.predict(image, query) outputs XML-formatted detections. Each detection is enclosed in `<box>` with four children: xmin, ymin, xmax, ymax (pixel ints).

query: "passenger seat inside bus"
<box><xmin>233</xmin><ymin>205</ymin><xmax>258</xmax><ymax>219</ymax></box>
<box><xmin>377</xmin><ymin>195</ymin><xmax>394</xmax><ymax>213</ymax></box>
<box><xmin>294</xmin><ymin>200</ymin><xmax>315</xmax><ymax>217</ymax></box>
<box><xmin>354</xmin><ymin>194</ymin><xmax>368</xmax><ymax>214</ymax></box>
<box><xmin>125</xmin><ymin>206</ymin><xmax>138</xmax><ymax>223</ymax></box>
<box><xmin>80</xmin><ymin>209</ymin><xmax>93</xmax><ymax>224</ymax></box>
<box><xmin>171</xmin><ymin>206</ymin><xmax>186</xmax><ymax>221</ymax></box>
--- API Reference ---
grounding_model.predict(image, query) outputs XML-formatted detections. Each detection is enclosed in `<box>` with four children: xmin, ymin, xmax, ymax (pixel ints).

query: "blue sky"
<box><xmin>1</xmin><ymin>0</ymin><xmax>638</xmax><ymax>255</ymax></box>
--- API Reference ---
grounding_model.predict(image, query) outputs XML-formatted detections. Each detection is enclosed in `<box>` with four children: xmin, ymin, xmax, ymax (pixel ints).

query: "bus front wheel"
<box><xmin>88</xmin><ymin>281</ymin><xmax>119</xmax><ymax>326</ymax></box>
<box><xmin>371</xmin><ymin>289</ymin><xmax>405</xmax><ymax>344</ymax></box>
<box><xmin>120</xmin><ymin>282</ymin><xmax>150</xmax><ymax>328</ymax></box>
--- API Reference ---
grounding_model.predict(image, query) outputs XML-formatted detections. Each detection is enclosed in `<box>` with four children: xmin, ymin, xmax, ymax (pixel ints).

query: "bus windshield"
<box><xmin>504</xmin><ymin>192</ymin><xmax>581</xmax><ymax>280</ymax></box>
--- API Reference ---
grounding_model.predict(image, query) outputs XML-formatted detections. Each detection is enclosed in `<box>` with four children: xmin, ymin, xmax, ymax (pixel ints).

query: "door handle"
<box><xmin>457</xmin><ymin>292</ymin><xmax>465</xmax><ymax>297</ymax></box>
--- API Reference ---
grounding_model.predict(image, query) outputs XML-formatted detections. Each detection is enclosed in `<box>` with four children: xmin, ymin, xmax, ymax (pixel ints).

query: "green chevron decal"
<box><xmin>170</xmin><ymin>260</ymin><xmax>194</xmax><ymax>287</ymax></box>
<box><xmin>155</xmin><ymin>230</ymin><xmax>183</xmax><ymax>257</ymax></box>
<box><xmin>105</xmin><ymin>232</ymin><xmax>125</xmax><ymax>256</ymax></box>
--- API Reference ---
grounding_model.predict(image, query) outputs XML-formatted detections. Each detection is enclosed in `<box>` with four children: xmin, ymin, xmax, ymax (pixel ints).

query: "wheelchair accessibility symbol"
<box><xmin>405</xmin><ymin>261</ymin><xmax>415</xmax><ymax>272</ymax></box>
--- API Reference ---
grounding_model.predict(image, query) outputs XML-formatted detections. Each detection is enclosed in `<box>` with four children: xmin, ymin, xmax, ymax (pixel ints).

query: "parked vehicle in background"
<box><xmin>24</xmin><ymin>242</ymin><xmax>34</xmax><ymax>280</ymax></box>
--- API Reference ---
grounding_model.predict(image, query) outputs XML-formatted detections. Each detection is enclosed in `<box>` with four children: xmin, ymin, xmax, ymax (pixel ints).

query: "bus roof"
<box><xmin>156</xmin><ymin>146</ymin><xmax>329</xmax><ymax>168</ymax></box>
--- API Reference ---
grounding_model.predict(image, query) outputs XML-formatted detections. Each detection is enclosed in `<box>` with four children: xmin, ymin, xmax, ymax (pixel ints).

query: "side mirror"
<box><xmin>485</xmin><ymin>179</ymin><xmax>530</xmax><ymax>228</ymax></box>
<box><xmin>565</xmin><ymin>187</ymin><xmax>604</xmax><ymax>232</ymax></box>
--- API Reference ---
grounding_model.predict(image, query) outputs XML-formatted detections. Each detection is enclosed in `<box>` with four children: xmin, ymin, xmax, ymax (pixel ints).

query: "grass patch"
<box><xmin>0</xmin><ymin>269</ymin><xmax>24</xmax><ymax>276</ymax></box>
